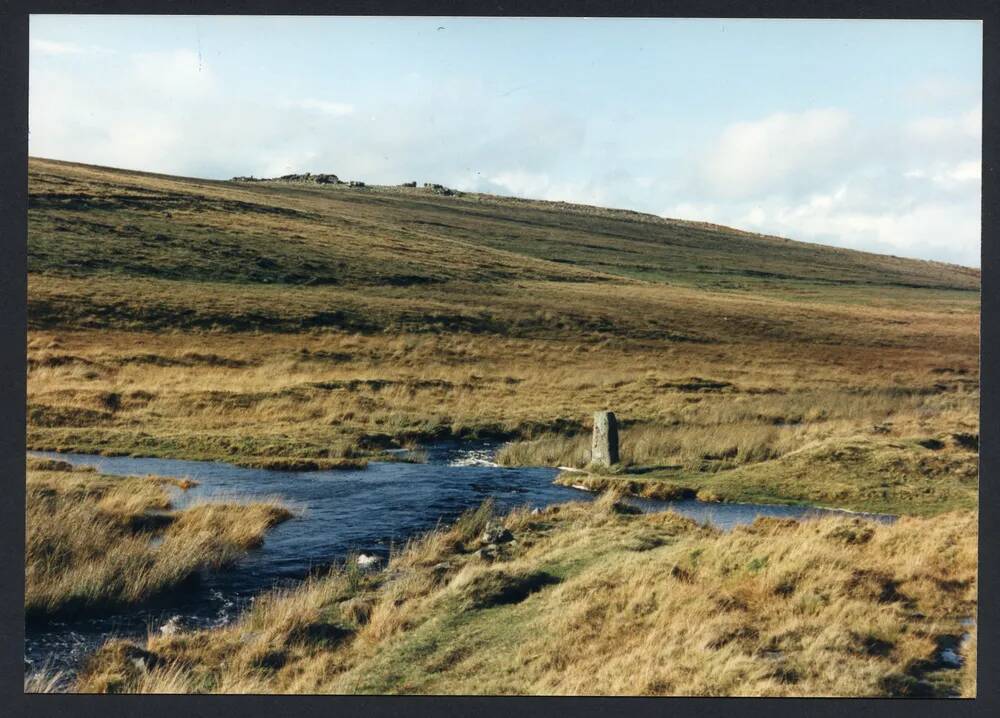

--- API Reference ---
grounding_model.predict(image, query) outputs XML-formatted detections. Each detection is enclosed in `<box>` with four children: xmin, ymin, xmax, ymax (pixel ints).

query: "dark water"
<box><xmin>618</xmin><ymin>494</ymin><xmax>894</xmax><ymax>532</ymax></box>
<box><xmin>25</xmin><ymin>445</ymin><xmax>894</xmax><ymax>676</ymax></box>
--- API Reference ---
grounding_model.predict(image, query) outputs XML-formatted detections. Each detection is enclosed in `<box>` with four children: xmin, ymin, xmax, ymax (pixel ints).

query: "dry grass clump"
<box><xmin>517</xmin><ymin>512</ymin><xmax>976</xmax><ymax>697</ymax></box>
<box><xmin>553</xmin><ymin>429</ymin><xmax>978</xmax><ymax>516</ymax></box>
<box><xmin>497</xmin><ymin>433</ymin><xmax>590</xmax><ymax>468</ymax></box>
<box><xmin>235</xmin><ymin>456</ymin><xmax>369</xmax><ymax>472</ymax></box>
<box><xmin>70</xmin><ymin>495</ymin><xmax>976</xmax><ymax>697</ymax></box>
<box><xmin>26</xmin><ymin>459</ymin><xmax>292</xmax><ymax>618</ymax></box>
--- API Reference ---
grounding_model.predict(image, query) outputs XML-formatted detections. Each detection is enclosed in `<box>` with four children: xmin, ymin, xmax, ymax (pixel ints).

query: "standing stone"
<box><xmin>591</xmin><ymin>410</ymin><xmax>620</xmax><ymax>468</ymax></box>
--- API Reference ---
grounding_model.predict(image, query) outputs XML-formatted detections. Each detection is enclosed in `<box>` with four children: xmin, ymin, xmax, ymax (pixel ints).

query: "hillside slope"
<box><xmin>26</xmin><ymin>157</ymin><xmax>980</xmax><ymax>514</ymax></box>
<box><xmin>30</xmin><ymin>157</ymin><xmax>979</xmax><ymax>293</ymax></box>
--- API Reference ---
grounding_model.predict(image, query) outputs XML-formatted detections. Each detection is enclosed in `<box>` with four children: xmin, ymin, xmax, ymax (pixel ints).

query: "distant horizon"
<box><xmin>28</xmin><ymin>153</ymin><xmax>983</xmax><ymax>272</ymax></box>
<box><xmin>29</xmin><ymin>16</ymin><xmax>982</xmax><ymax>266</ymax></box>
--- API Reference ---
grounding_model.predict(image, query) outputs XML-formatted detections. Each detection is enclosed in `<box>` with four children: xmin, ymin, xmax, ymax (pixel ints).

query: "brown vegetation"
<box><xmin>26</xmin><ymin>456</ymin><xmax>292</xmax><ymax>618</ymax></box>
<box><xmin>24</xmin><ymin>158</ymin><xmax>980</xmax><ymax>695</ymax></box>
<box><xmin>69</xmin><ymin>494</ymin><xmax>976</xmax><ymax>696</ymax></box>
<box><xmin>27</xmin><ymin>159</ymin><xmax>979</xmax><ymax>515</ymax></box>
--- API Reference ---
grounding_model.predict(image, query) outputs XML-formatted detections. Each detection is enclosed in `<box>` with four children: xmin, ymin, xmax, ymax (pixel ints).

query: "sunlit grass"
<box><xmin>25</xmin><ymin>457</ymin><xmax>292</xmax><ymax>618</ymax></box>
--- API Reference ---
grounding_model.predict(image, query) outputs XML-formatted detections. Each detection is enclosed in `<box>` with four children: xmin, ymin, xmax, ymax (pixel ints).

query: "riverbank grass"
<box><xmin>26</xmin><ymin>456</ymin><xmax>292</xmax><ymax>619</ymax></box>
<box><xmin>73</xmin><ymin>493</ymin><xmax>976</xmax><ymax>697</ymax></box>
<box><xmin>551</xmin><ymin>431</ymin><xmax>978</xmax><ymax>516</ymax></box>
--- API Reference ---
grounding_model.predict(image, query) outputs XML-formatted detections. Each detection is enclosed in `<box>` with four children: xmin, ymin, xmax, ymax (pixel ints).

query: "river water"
<box><xmin>25</xmin><ymin>444</ymin><xmax>893</xmax><ymax>676</ymax></box>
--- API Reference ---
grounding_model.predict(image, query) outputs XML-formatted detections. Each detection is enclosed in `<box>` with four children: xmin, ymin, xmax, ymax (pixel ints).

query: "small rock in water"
<box><xmin>159</xmin><ymin>615</ymin><xmax>184</xmax><ymax>637</ymax></box>
<box><xmin>939</xmin><ymin>647</ymin><xmax>963</xmax><ymax>667</ymax></box>
<box><xmin>356</xmin><ymin>553</ymin><xmax>381</xmax><ymax>569</ymax></box>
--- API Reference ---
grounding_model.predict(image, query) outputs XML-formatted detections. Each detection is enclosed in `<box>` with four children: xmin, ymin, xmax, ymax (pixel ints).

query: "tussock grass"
<box><xmin>25</xmin><ymin>459</ymin><xmax>292</xmax><ymax>618</ymax></box>
<box><xmin>553</xmin><ymin>429</ymin><xmax>979</xmax><ymax>516</ymax></box>
<box><xmin>71</xmin><ymin>496</ymin><xmax>976</xmax><ymax>696</ymax></box>
<box><xmin>24</xmin><ymin>669</ymin><xmax>69</xmax><ymax>693</ymax></box>
<box><xmin>234</xmin><ymin>457</ymin><xmax>368</xmax><ymax>472</ymax></box>
<box><xmin>26</xmin><ymin>159</ymin><xmax>978</xmax><ymax>515</ymax></box>
<box><xmin>26</xmin><ymin>325</ymin><xmax>978</xmax><ymax>512</ymax></box>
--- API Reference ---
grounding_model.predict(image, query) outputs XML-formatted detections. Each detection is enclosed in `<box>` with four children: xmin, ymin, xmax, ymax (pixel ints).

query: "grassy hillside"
<box><xmin>25</xmin><ymin>157</ymin><xmax>980</xmax><ymax>698</ymax></box>
<box><xmin>27</xmin><ymin>157</ymin><xmax>980</xmax><ymax>514</ymax></box>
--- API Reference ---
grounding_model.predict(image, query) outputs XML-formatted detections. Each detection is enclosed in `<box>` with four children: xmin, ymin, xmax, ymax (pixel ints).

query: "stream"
<box><xmin>25</xmin><ymin>443</ymin><xmax>894</xmax><ymax>677</ymax></box>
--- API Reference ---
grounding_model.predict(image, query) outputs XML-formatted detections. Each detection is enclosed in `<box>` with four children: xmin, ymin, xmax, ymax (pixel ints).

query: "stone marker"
<box><xmin>591</xmin><ymin>410</ymin><xmax>620</xmax><ymax>468</ymax></box>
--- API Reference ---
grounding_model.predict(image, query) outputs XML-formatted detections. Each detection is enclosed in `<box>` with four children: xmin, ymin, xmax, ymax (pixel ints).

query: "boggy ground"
<box><xmin>25</xmin><ymin>456</ymin><xmax>292</xmax><ymax>619</ymax></box>
<box><xmin>27</xmin><ymin>319</ymin><xmax>978</xmax><ymax>515</ymax></box>
<box><xmin>25</xmin><ymin>158</ymin><xmax>981</xmax><ymax>696</ymax></box>
<box><xmin>68</xmin><ymin>494</ymin><xmax>977</xmax><ymax>697</ymax></box>
<box><xmin>27</xmin><ymin>157</ymin><xmax>979</xmax><ymax>515</ymax></box>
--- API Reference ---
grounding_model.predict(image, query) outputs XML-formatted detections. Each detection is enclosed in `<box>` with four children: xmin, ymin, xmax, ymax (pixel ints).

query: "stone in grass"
<box><xmin>591</xmin><ymin>410</ymin><xmax>620</xmax><ymax>468</ymax></box>
<box><xmin>480</xmin><ymin>522</ymin><xmax>514</xmax><ymax>546</ymax></box>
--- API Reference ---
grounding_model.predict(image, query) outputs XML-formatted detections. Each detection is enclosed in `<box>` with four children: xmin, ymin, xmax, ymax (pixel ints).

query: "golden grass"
<box><xmin>26</xmin><ymin>159</ymin><xmax>979</xmax><ymax>515</ymax></box>
<box><xmin>25</xmin><ymin>457</ymin><xmax>292</xmax><ymax>618</ymax></box>
<box><xmin>70</xmin><ymin>494</ymin><xmax>976</xmax><ymax>696</ymax></box>
<box><xmin>26</xmin><ymin>324</ymin><xmax>979</xmax><ymax>513</ymax></box>
<box><xmin>551</xmin><ymin>427</ymin><xmax>979</xmax><ymax>515</ymax></box>
<box><xmin>24</xmin><ymin>159</ymin><xmax>981</xmax><ymax>696</ymax></box>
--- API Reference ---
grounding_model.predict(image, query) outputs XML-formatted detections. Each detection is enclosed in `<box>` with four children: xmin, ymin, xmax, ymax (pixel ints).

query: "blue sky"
<box><xmin>29</xmin><ymin>16</ymin><xmax>982</xmax><ymax>266</ymax></box>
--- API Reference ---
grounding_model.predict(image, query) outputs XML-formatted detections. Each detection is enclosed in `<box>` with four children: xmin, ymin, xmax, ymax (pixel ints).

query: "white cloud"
<box><xmin>903</xmin><ymin>75</ymin><xmax>979</xmax><ymax>106</ymax></box>
<box><xmin>296</xmin><ymin>99</ymin><xmax>355</xmax><ymax>117</ymax></box>
<box><xmin>660</xmin><ymin>105</ymin><xmax>982</xmax><ymax>267</ymax></box>
<box><xmin>946</xmin><ymin>160</ymin><xmax>982</xmax><ymax>183</ymax></box>
<box><xmin>762</xmin><ymin>192</ymin><xmax>980</xmax><ymax>266</ymax></box>
<box><xmin>905</xmin><ymin>106</ymin><xmax>981</xmax><ymax>144</ymax></box>
<box><xmin>477</xmin><ymin>170</ymin><xmax>610</xmax><ymax>207</ymax></box>
<box><xmin>30</xmin><ymin>38</ymin><xmax>114</xmax><ymax>56</ymax></box>
<box><xmin>701</xmin><ymin>109</ymin><xmax>853</xmax><ymax>199</ymax></box>
<box><xmin>907</xmin><ymin>160</ymin><xmax>982</xmax><ymax>188</ymax></box>
<box><xmin>28</xmin><ymin>42</ymin><xmax>981</xmax><ymax>268</ymax></box>
<box><xmin>130</xmin><ymin>49</ymin><xmax>215</xmax><ymax>99</ymax></box>
<box><xmin>666</xmin><ymin>177</ymin><xmax>980</xmax><ymax>267</ymax></box>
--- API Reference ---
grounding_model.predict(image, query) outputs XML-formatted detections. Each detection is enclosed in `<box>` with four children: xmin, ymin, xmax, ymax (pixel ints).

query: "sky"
<box><xmin>29</xmin><ymin>16</ymin><xmax>982</xmax><ymax>267</ymax></box>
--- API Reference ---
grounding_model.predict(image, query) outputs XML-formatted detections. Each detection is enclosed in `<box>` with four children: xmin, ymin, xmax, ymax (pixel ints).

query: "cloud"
<box><xmin>663</xmin><ymin>105</ymin><xmax>982</xmax><ymax>266</ymax></box>
<box><xmin>741</xmin><ymin>190</ymin><xmax>981</xmax><ymax>267</ymax></box>
<box><xmin>296</xmin><ymin>99</ymin><xmax>355</xmax><ymax>117</ymax></box>
<box><xmin>30</xmin><ymin>48</ymin><xmax>224</xmax><ymax>174</ymax></box>
<box><xmin>130</xmin><ymin>49</ymin><xmax>216</xmax><ymax>99</ymax></box>
<box><xmin>903</xmin><ymin>75</ymin><xmax>979</xmax><ymax>106</ymax></box>
<box><xmin>471</xmin><ymin>170</ymin><xmax>611</xmax><ymax>207</ymax></box>
<box><xmin>905</xmin><ymin>160</ymin><xmax>981</xmax><ymax>189</ymax></box>
<box><xmin>700</xmin><ymin>109</ymin><xmax>853</xmax><ymax>199</ymax></box>
<box><xmin>30</xmin><ymin>38</ymin><xmax>114</xmax><ymax>56</ymax></box>
<box><xmin>905</xmin><ymin>106</ymin><xmax>980</xmax><ymax>145</ymax></box>
<box><xmin>28</xmin><ymin>41</ymin><xmax>981</xmax><ymax>267</ymax></box>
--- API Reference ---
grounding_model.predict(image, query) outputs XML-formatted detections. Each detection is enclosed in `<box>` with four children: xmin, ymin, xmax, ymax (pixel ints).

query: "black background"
<box><xmin>1</xmin><ymin>2</ymin><xmax>996</xmax><ymax>716</ymax></box>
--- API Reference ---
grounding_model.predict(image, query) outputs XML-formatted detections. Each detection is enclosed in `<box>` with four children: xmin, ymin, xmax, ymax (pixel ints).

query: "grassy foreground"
<box><xmin>27</xmin><ymin>158</ymin><xmax>979</xmax><ymax>515</ymax></box>
<box><xmin>26</xmin><ymin>456</ymin><xmax>292</xmax><ymax>619</ymax></box>
<box><xmin>24</xmin><ymin>157</ymin><xmax>980</xmax><ymax>696</ymax></box>
<box><xmin>67</xmin><ymin>494</ymin><xmax>976</xmax><ymax>697</ymax></box>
